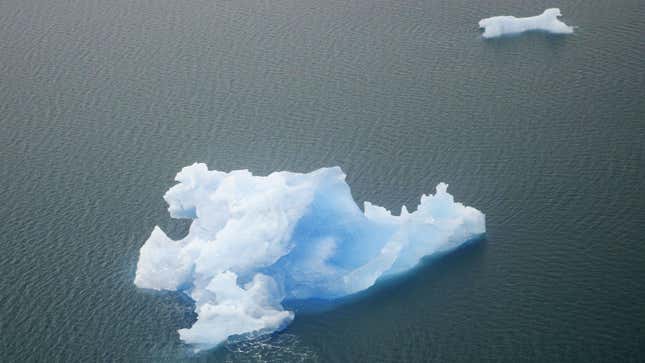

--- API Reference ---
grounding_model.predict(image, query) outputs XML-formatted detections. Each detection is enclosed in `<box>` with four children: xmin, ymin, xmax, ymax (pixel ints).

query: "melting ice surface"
<box><xmin>479</xmin><ymin>8</ymin><xmax>574</xmax><ymax>38</ymax></box>
<box><xmin>135</xmin><ymin>164</ymin><xmax>486</xmax><ymax>351</ymax></box>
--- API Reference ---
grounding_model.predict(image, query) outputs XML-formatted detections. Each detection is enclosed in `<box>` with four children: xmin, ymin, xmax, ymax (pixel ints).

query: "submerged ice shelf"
<box><xmin>135</xmin><ymin>164</ymin><xmax>486</xmax><ymax>351</ymax></box>
<box><xmin>479</xmin><ymin>8</ymin><xmax>574</xmax><ymax>38</ymax></box>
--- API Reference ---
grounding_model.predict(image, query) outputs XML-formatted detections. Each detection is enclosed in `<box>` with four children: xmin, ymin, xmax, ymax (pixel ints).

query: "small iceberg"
<box><xmin>135</xmin><ymin>164</ymin><xmax>486</xmax><ymax>351</ymax></box>
<box><xmin>479</xmin><ymin>8</ymin><xmax>574</xmax><ymax>38</ymax></box>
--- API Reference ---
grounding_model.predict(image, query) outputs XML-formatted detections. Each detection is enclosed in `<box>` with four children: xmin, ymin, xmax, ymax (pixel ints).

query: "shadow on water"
<box><xmin>282</xmin><ymin>236</ymin><xmax>488</xmax><ymax>316</ymax></box>
<box><xmin>480</xmin><ymin>31</ymin><xmax>571</xmax><ymax>51</ymax></box>
<box><xmin>180</xmin><ymin>237</ymin><xmax>488</xmax><ymax>361</ymax></box>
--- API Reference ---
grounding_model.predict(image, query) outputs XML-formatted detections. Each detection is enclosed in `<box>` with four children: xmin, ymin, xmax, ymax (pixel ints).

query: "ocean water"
<box><xmin>1</xmin><ymin>0</ymin><xmax>644</xmax><ymax>361</ymax></box>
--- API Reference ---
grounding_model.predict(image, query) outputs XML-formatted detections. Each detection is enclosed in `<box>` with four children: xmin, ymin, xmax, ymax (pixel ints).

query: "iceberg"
<box><xmin>135</xmin><ymin>164</ymin><xmax>485</xmax><ymax>351</ymax></box>
<box><xmin>479</xmin><ymin>8</ymin><xmax>574</xmax><ymax>38</ymax></box>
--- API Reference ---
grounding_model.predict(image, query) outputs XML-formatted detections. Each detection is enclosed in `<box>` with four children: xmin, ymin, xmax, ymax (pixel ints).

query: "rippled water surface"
<box><xmin>1</xmin><ymin>0</ymin><xmax>644</xmax><ymax>361</ymax></box>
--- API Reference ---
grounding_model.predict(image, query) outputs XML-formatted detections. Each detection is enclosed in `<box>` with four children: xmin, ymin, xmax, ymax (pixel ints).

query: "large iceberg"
<box><xmin>479</xmin><ymin>8</ymin><xmax>574</xmax><ymax>38</ymax></box>
<box><xmin>135</xmin><ymin>164</ymin><xmax>485</xmax><ymax>351</ymax></box>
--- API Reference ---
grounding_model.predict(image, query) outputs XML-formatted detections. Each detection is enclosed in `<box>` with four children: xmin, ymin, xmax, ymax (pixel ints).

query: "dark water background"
<box><xmin>1</xmin><ymin>0</ymin><xmax>644</xmax><ymax>361</ymax></box>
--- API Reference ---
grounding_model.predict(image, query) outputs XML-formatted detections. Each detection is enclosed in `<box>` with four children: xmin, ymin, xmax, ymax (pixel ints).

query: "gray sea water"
<box><xmin>1</xmin><ymin>0</ymin><xmax>644</xmax><ymax>361</ymax></box>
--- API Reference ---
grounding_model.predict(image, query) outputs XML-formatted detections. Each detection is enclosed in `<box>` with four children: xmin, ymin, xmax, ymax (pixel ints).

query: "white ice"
<box><xmin>135</xmin><ymin>164</ymin><xmax>486</xmax><ymax>351</ymax></box>
<box><xmin>479</xmin><ymin>8</ymin><xmax>574</xmax><ymax>38</ymax></box>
